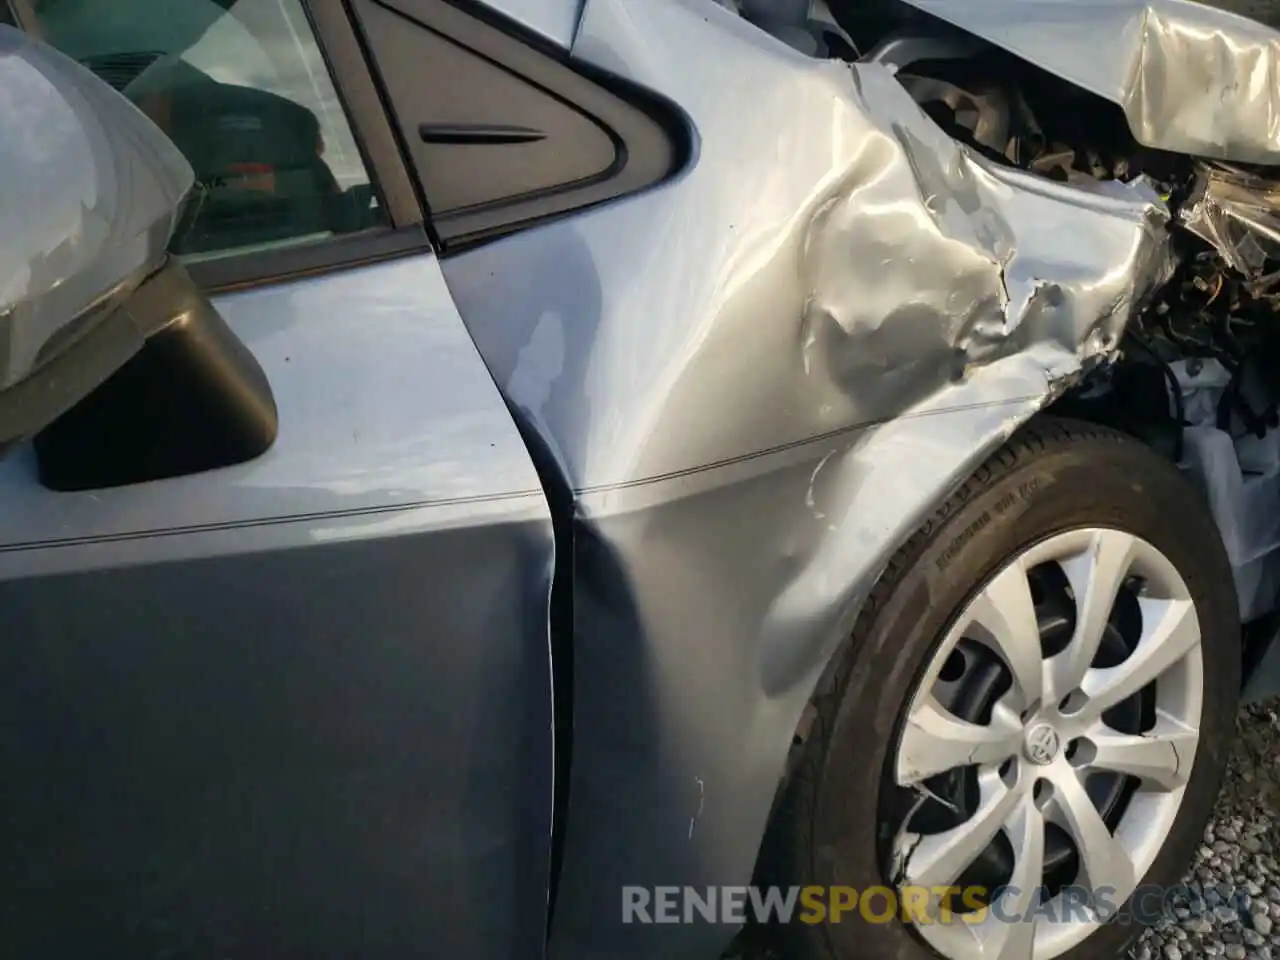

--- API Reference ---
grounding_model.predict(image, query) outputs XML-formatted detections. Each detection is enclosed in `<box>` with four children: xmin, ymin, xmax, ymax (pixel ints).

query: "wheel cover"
<box><xmin>884</xmin><ymin>528</ymin><xmax>1204</xmax><ymax>960</ymax></box>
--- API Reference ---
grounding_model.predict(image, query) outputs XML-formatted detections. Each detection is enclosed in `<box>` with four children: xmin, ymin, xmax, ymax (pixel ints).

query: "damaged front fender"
<box><xmin>441</xmin><ymin>2</ymin><xmax>1176</xmax><ymax>957</ymax></box>
<box><xmin>801</xmin><ymin>64</ymin><xmax>1173</xmax><ymax>413</ymax></box>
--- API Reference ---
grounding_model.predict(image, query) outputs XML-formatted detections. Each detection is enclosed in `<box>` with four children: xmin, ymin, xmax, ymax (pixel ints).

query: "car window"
<box><xmin>29</xmin><ymin>0</ymin><xmax>387</xmax><ymax>260</ymax></box>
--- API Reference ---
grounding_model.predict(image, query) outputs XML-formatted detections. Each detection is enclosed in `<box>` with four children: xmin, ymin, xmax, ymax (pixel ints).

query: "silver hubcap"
<box><xmin>890</xmin><ymin>528</ymin><xmax>1204</xmax><ymax>960</ymax></box>
<box><xmin>1023</xmin><ymin>724</ymin><xmax>1060</xmax><ymax>766</ymax></box>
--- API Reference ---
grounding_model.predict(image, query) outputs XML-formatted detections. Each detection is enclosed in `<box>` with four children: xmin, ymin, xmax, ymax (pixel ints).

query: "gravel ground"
<box><xmin>1133</xmin><ymin>698</ymin><xmax>1280</xmax><ymax>960</ymax></box>
<box><xmin>728</xmin><ymin>698</ymin><xmax>1280</xmax><ymax>960</ymax></box>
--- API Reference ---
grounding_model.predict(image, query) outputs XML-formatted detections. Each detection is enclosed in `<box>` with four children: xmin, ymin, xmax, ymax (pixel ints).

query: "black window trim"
<box><xmin>11</xmin><ymin>0</ymin><xmax>433</xmax><ymax>294</ymax></box>
<box><xmin>304</xmin><ymin>0</ymin><xmax>423</xmax><ymax>230</ymax></box>
<box><xmin>184</xmin><ymin>223</ymin><xmax>431</xmax><ymax>293</ymax></box>
<box><xmin>354</xmin><ymin>0</ymin><xmax>690</xmax><ymax>255</ymax></box>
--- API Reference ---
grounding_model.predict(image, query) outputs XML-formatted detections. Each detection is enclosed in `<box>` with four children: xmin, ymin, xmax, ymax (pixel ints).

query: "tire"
<box><xmin>759</xmin><ymin>416</ymin><xmax>1241</xmax><ymax>960</ymax></box>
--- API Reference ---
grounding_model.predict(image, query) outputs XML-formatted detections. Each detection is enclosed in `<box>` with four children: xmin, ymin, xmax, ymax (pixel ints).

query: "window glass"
<box><xmin>31</xmin><ymin>0</ymin><xmax>387</xmax><ymax>259</ymax></box>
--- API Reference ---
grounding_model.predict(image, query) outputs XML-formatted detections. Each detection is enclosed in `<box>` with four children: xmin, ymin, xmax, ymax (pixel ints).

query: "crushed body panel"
<box><xmin>441</xmin><ymin>2</ymin><xmax>1183</xmax><ymax>957</ymax></box>
<box><xmin>894</xmin><ymin>0</ymin><xmax>1280</xmax><ymax>165</ymax></box>
<box><xmin>1181</xmin><ymin>161</ymin><xmax>1280</xmax><ymax>281</ymax></box>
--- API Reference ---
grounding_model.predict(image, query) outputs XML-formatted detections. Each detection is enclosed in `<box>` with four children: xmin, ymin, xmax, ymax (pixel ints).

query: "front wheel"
<box><xmin>762</xmin><ymin>418</ymin><xmax>1241</xmax><ymax>960</ymax></box>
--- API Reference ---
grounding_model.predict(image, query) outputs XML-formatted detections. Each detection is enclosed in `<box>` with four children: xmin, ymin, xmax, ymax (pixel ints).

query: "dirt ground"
<box><xmin>1224</xmin><ymin>700</ymin><xmax>1280</xmax><ymax>813</ymax></box>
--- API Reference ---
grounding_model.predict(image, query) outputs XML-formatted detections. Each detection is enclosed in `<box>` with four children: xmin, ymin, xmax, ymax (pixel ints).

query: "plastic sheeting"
<box><xmin>1170</xmin><ymin>160</ymin><xmax>1280</xmax><ymax>621</ymax></box>
<box><xmin>1174</xmin><ymin>359</ymin><xmax>1280</xmax><ymax>619</ymax></box>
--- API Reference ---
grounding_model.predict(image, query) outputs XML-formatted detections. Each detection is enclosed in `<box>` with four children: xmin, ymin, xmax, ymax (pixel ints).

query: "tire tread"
<box><xmin>758</xmin><ymin>416</ymin><xmax>1221</xmax><ymax>960</ymax></box>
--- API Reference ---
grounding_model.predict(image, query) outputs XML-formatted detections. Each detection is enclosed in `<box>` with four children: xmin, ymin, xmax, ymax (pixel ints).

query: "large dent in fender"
<box><xmin>756</xmin><ymin>58</ymin><xmax>1174</xmax><ymax>696</ymax></box>
<box><xmin>895</xmin><ymin>0</ymin><xmax>1280</xmax><ymax>165</ymax></box>
<box><xmin>803</xmin><ymin>63</ymin><xmax>1172</xmax><ymax>413</ymax></box>
<box><xmin>439</xmin><ymin>4</ymin><xmax>1174</xmax><ymax>957</ymax></box>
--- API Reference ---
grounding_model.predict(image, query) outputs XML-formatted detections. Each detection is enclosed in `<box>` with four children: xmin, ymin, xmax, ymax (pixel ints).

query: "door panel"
<box><xmin>0</xmin><ymin>255</ymin><xmax>554</xmax><ymax>958</ymax></box>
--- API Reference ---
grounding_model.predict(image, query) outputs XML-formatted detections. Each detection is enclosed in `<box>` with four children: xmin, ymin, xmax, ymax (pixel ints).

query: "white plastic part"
<box><xmin>1176</xmin><ymin>360</ymin><xmax>1280</xmax><ymax>620</ymax></box>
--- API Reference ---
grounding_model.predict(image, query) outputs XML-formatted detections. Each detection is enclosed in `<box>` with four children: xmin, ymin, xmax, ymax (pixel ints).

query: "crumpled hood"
<box><xmin>895</xmin><ymin>0</ymin><xmax>1280</xmax><ymax>165</ymax></box>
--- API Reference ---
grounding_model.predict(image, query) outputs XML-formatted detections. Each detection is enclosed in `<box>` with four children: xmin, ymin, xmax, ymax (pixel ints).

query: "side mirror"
<box><xmin>0</xmin><ymin>27</ymin><xmax>277</xmax><ymax>489</ymax></box>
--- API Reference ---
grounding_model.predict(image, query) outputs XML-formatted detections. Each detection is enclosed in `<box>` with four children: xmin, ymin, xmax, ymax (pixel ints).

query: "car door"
<box><xmin>0</xmin><ymin>3</ymin><xmax>554</xmax><ymax>957</ymax></box>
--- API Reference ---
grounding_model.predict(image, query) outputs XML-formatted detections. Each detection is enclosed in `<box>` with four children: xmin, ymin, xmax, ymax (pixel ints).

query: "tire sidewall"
<box><xmin>792</xmin><ymin>428</ymin><xmax>1240</xmax><ymax>960</ymax></box>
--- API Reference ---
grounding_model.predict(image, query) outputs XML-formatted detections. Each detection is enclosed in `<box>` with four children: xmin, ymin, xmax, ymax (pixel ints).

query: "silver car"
<box><xmin>4</xmin><ymin>1</ymin><xmax>1280</xmax><ymax>958</ymax></box>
